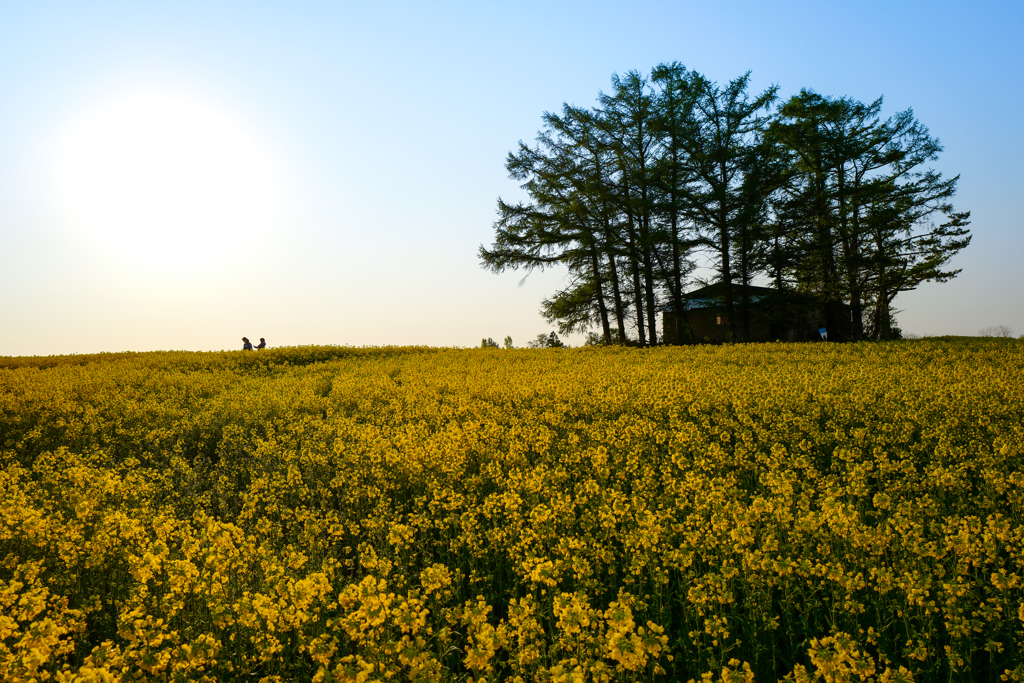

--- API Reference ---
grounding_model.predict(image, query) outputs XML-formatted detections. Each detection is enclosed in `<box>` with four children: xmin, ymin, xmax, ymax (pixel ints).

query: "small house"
<box><xmin>662</xmin><ymin>283</ymin><xmax>836</xmax><ymax>343</ymax></box>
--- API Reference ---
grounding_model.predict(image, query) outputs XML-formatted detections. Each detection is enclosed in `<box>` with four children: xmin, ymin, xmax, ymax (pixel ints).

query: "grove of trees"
<box><xmin>479</xmin><ymin>63</ymin><xmax>971</xmax><ymax>344</ymax></box>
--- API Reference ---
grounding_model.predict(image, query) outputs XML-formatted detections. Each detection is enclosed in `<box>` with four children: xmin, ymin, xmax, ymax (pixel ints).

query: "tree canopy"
<box><xmin>480</xmin><ymin>64</ymin><xmax>970</xmax><ymax>343</ymax></box>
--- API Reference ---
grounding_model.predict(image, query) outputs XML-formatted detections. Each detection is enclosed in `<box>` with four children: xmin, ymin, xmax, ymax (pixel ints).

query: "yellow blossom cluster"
<box><xmin>0</xmin><ymin>339</ymin><xmax>1022</xmax><ymax>682</ymax></box>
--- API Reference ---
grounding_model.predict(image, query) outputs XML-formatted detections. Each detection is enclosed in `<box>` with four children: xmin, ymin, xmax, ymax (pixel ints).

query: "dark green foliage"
<box><xmin>481</xmin><ymin>67</ymin><xmax>970</xmax><ymax>343</ymax></box>
<box><xmin>527</xmin><ymin>331</ymin><xmax>565</xmax><ymax>348</ymax></box>
<box><xmin>767</xmin><ymin>91</ymin><xmax>971</xmax><ymax>339</ymax></box>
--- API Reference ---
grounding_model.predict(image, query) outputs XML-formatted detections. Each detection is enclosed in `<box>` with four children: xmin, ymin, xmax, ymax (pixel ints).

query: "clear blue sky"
<box><xmin>1</xmin><ymin>1</ymin><xmax>1021</xmax><ymax>354</ymax></box>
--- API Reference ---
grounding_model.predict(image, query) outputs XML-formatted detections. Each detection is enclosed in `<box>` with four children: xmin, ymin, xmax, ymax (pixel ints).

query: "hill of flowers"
<box><xmin>1</xmin><ymin>340</ymin><xmax>1022</xmax><ymax>683</ymax></box>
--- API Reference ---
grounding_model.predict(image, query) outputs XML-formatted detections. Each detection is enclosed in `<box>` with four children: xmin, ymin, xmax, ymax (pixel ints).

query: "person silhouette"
<box><xmin>256</xmin><ymin>338</ymin><xmax>266</xmax><ymax>350</ymax></box>
<box><xmin>242</xmin><ymin>337</ymin><xmax>253</xmax><ymax>351</ymax></box>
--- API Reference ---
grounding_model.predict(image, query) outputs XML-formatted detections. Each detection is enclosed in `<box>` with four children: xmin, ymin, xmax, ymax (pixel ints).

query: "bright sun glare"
<box><xmin>56</xmin><ymin>90</ymin><xmax>278</xmax><ymax>265</ymax></box>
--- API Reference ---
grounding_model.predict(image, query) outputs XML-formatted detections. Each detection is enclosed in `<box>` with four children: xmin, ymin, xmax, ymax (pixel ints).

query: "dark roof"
<box><xmin>676</xmin><ymin>283</ymin><xmax>780</xmax><ymax>310</ymax></box>
<box><xmin>685</xmin><ymin>283</ymin><xmax>778</xmax><ymax>298</ymax></box>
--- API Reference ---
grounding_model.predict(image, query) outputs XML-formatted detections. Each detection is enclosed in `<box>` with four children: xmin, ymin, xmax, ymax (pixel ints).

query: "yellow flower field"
<box><xmin>1</xmin><ymin>340</ymin><xmax>1022</xmax><ymax>682</ymax></box>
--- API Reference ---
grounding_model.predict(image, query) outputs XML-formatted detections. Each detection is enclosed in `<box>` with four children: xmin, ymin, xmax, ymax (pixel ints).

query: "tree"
<box><xmin>597</xmin><ymin>71</ymin><xmax>663</xmax><ymax>344</ymax></box>
<box><xmin>527</xmin><ymin>332</ymin><xmax>565</xmax><ymax>348</ymax></box>
<box><xmin>979</xmin><ymin>325</ymin><xmax>1013</xmax><ymax>338</ymax></box>
<box><xmin>651</xmin><ymin>62</ymin><xmax>700</xmax><ymax>342</ymax></box>
<box><xmin>480</xmin><ymin>104</ymin><xmax>620</xmax><ymax>344</ymax></box>
<box><xmin>480</xmin><ymin>71</ymin><xmax>698</xmax><ymax>346</ymax></box>
<box><xmin>482</xmin><ymin>68</ymin><xmax>970</xmax><ymax>344</ymax></box>
<box><xmin>667</xmin><ymin>70</ymin><xmax>778</xmax><ymax>341</ymax></box>
<box><xmin>768</xmin><ymin>91</ymin><xmax>971</xmax><ymax>339</ymax></box>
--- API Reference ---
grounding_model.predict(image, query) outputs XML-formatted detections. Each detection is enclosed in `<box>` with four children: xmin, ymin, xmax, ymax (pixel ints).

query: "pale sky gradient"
<box><xmin>1</xmin><ymin>1</ymin><xmax>1022</xmax><ymax>355</ymax></box>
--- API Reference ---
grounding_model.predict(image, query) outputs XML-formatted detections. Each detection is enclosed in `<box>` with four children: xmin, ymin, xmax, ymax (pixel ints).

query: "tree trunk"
<box><xmin>636</xmin><ymin>123</ymin><xmax>659</xmax><ymax>345</ymax></box>
<box><xmin>740</xmin><ymin>236</ymin><xmax>752</xmax><ymax>342</ymax></box>
<box><xmin>620</xmin><ymin>179</ymin><xmax>647</xmax><ymax>345</ymax></box>
<box><xmin>718</xmin><ymin>158</ymin><xmax>736</xmax><ymax>342</ymax></box>
<box><xmin>590</xmin><ymin>247</ymin><xmax>612</xmax><ymax>344</ymax></box>
<box><xmin>625</xmin><ymin>222</ymin><xmax>647</xmax><ymax>345</ymax></box>
<box><xmin>719</xmin><ymin>212</ymin><xmax>735</xmax><ymax>341</ymax></box>
<box><xmin>602</xmin><ymin>219</ymin><xmax>628</xmax><ymax>344</ymax></box>
<box><xmin>607</xmin><ymin>251</ymin><xmax>627</xmax><ymax>344</ymax></box>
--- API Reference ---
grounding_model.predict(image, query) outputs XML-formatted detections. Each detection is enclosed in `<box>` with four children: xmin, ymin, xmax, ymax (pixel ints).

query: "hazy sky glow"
<box><xmin>1</xmin><ymin>1</ymin><xmax>1022</xmax><ymax>355</ymax></box>
<box><xmin>56</xmin><ymin>90</ymin><xmax>278</xmax><ymax>265</ymax></box>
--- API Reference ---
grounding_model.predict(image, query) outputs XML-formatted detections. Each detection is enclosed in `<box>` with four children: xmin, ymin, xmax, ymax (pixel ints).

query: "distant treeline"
<box><xmin>480</xmin><ymin>63</ymin><xmax>971</xmax><ymax>343</ymax></box>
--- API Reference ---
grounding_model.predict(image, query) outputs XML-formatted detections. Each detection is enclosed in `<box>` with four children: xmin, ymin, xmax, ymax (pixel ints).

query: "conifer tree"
<box><xmin>670</xmin><ymin>71</ymin><xmax>778</xmax><ymax>341</ymax></box>
<box><xmin>768</xmin><ymin>91</ymin><xmax>971</xmax><ymax>338</ymax></box>
<box><xmin>481</xmin><ymin>68</ymin><xmax>969</xmax><ymax>344</ymax></box>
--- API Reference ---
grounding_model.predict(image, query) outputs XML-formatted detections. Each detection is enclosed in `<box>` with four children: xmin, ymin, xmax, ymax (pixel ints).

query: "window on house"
<box><xmin>716</xmin><ymin>316</ymin><xmax>723</xmax><ymax>325</ymax></box>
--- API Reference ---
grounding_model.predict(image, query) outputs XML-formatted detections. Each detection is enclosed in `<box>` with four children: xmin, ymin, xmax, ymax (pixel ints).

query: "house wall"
<box><xmin>663</xmin><ymin>310</ymin><xmax>730</xmax><ymax>342</ymax></box>
<box><xmin>663</xmin><ymin>310</ymin><xmax>785</xmax><ymax>343</ymax></box>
